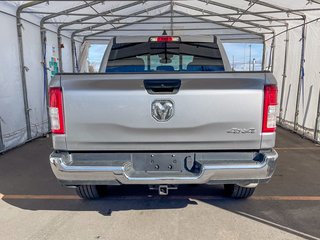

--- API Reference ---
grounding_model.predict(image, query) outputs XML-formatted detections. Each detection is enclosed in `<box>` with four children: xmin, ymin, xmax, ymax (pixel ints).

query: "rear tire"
<box><xmin>76</xmin><ymin>185</ymin><xmax>101</xmax><ymax>200</ymax></box>
<box><xmin>224</xmin><ymin>184</ymin><xmax>256</xmax><ymax>199</ymax></box>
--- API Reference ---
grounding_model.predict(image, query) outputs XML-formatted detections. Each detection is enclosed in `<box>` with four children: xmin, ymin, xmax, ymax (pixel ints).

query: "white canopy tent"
<box><xmin>0</xmin><ymin>0</ymin><xmax>320</xmax><ymax>152</ymax></box>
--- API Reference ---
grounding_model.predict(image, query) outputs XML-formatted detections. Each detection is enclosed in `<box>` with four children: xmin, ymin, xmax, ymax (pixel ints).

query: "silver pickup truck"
<box><xmin>49</xmin><ymin>35</ymin><xmax>278</xmax><ymax>199</ymax></box>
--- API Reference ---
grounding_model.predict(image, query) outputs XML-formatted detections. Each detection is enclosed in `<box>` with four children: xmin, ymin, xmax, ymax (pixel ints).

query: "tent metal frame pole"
<box><xmin>22</xmin><ymin>8</ymin><xmax>320</xmax><ymax>17</ymax></box>
<box><xmin>174</xmin><ymin>2</ymin><xmax>275</xmax><ymax>33</ymax></box>
<box><xmin>67</xmin><ymin>26</ymin><xmax>283</xmax><ymax>32</ymax></box>
<box><xmin>262</xmin><ymin>36</ymin><xmax>266</xmax><ymax>70</ymax></box>
<box><xmin>57</xmin><ymin>1</ymin><xmax>141</xmax><ymax>31</ymax></box>
<box><xmin>0</xmin><ymin>121</ymin><xmax>4</xmax><ymax>151</ymax></box>
<box><xmin>57</xmin><ymin>0</ymin><xmax>143</xmax><ymax>67</ymax></box>
<box><xmin>230</xmin><ymin>0</ymin><xmax>259</xmax><ymax>26</ymax></box>
<box><xmin>42</xmin><ymin>1</ymin><xmax>118</xmax><ymax>75</ymax></box>
<box><xmin>74</xmin><ymin>2</ymin><xmax>171</xmax><ymax>37</ymax></box>
<box><xmin>57</xmin><ymin>32</ymin><xmax>63</xmax><ymax>72</ymax></box>
<box><xmin>40</xmin><ymin>1</ymin><xmax>104</xmax><ymax>73</ymax></box>
<box><xmin>198</xmin><ymin>0</ymin><xmax>272</xmax><ymax>21</ymax></box>
<box><xmin>170</xmin><ymin>0</ymin><xmax>174</xmax><ymax>35</ymax></box>
<box><xmin>44</xmin><ymin>18</ymin><xmax>303</xmax><ymax>25</ymax></box>
<box><xmin>62</xmin><ymin>24</ymin><xmax>286</xmax><ymax>31</ymax></box>
<box><xmin>84</xmin><ymin>33</ymin><xmax>271</xmax><ymax>38</ymax></box>
<box><xmin>16</xmin><ymin>1</ymin><xmax>45</xmax><ymax>140</ymax></box>
<box><xmin>71</xmin><ymin>35</ymin><xmax>76</xmax><ymax>73</ymax></box>
<box><xmin>315</xmin><ymin>88</ymin><xmax>320</xmax><ymax>141</ymax></box>
<box><xmin>173</xmin><ymin>10</ymin><xmax>266</xmax><ymax>39</ymax></box>
<box><xmin>266</xmin><ymin>38</ymin><xmax>274</xmax><ymax>71</ymax></box>
<box><xmin>197</xmin><ymin>0</ymin><xmax>290</xmax><ymax>42</ymax></box>
<box><xmin>84</xmin><ymin>10</ymin><xmax>172</xmax><ymax>38</ymax></box>
<box><xmin>279</xmin><ymin>24</ymin><xmax>290</xmax><ymax>124</ymax></box>
<box><xmin>39</xmin><ymin>18</ymin><xmax>49</xmax><ymax>131</ymax></box>
<box><xmin>197</xmin><ymin>0</ymin><xmax>289</xmax><ymax>30</ymax></box>
<box><xmin>174</xmin><ymin>10</ymin><xmax>268</xmax><ymax>73</ymax></box>
<box><xmin>85</xmin><ymin>5</ymin><xmax>172</xmax><ymax>38</ymax></box>
<box><xmin>64</xmin><ymin>1</ymin><xmax>145</xmax><ymax>36</ymax></box>
<box><xmin>271</xmin><ymin>35</ymin><xmax>276</xmax><ymax>73</ymax></box>
<box><xmin>294</xmin><ymin>17</ymin><xmax>307</xmax><ymax>131</ymax></box>
<box><xmin>83</xmin><ymin>1</ymin><xmax>116</xmax><ymax>29</ymax></box>
<box><xmin>243</xmin><ymin>0</ymin><xmax>305</xmax><ymax>19</ymax></box>
<box><xmin>40</xmin><ymin>27</ymin><xmax>51</xmax><ymax>132</ymax></box>
<box><xmin>197</xmin><ymin>0</ymin><xmax>289</xmax><ymax>52</ymax></box>
<box><xmin>42</xmin><ymin>1</ymin><xmax>103</xmax><ymax>25</ymax></box>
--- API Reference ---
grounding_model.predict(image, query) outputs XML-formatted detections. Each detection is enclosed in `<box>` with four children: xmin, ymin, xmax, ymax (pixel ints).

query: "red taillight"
<box><xmin>149</xmin><ymin>36</ymin><xmax>180</xmax><ymax>42</ymax></box>
<box><xmin>262</xmin><ymin>85</ymin><xmax>278</xmax><ymax>133</ymax></box>
<box><xmin>49</xmin><ymin>87</ymin><xmax>65</xmax><ymax>134</ymax></box>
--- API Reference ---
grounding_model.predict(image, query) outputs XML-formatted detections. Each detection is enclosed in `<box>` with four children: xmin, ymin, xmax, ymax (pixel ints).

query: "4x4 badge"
<box><xmin>227</xmin><ymin>128</ymin><xmax>256</xmax><ymax>134</ymax></box>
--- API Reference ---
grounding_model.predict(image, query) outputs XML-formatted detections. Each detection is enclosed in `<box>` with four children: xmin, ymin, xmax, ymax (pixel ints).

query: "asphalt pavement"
<box><xmin>0</xmin><ymin>127</ymin><xmax>319</xmax><ymax>240</ymax></box>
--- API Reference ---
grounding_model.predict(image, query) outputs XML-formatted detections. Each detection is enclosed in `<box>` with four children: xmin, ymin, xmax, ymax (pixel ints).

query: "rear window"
<box><xmin>106</xmin><ymin>41</ymin><xmax>225</xmax><ymax>73</ymax></box>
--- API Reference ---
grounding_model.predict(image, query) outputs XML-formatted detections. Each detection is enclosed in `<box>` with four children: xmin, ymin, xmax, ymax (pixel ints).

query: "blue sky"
<box><xmin>88</xmin><ymin>44</ymin><xmax>107</xmax><ymax>71</ymax></box>
<box><xmin>223</xmin><ymin>43</ymin><xmax>263</xmax><ymax>70</ymax></box>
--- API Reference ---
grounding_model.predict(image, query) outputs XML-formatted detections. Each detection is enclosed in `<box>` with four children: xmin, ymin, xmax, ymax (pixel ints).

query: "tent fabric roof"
<box><xmin>5</xmin><ymin>0</ymin><xmax>320</xmax><ymax>40</ymax></box>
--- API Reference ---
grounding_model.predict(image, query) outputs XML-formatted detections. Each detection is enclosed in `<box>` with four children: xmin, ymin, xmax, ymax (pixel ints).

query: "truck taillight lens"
<box><xmin>262</xmin><ymin>85</ymin><xmax>278</xmax><ymax>133</ymax></box>
<box><xmin>49</xmin><ymin>87</ymin><xmax>65</xmax><ymax>134</ymax></box>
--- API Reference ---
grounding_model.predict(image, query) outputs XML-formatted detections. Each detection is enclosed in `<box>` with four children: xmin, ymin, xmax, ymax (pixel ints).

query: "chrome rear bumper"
<box><xmin>50</xmin><ymin>150</ymin><xmax>278</xmax><ymax>186</ymax></box>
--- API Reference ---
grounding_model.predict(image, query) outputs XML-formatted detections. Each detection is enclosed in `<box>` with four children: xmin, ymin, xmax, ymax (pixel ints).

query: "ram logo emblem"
<box><xmin>151</xmin><ymin>100</ymin><xmax>174</xmax><ymax>122</ymax></box>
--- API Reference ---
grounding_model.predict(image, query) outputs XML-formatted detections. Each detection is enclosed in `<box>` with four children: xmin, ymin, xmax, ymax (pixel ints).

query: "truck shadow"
<box><xmin>1</xmin><ymin>185</ymin><xmax>221</xmax><ymax>213</ymax></box>
<box><xmin>1</xmin><ymin>185</ymin><xmax>319</xmax><ymax>240</ymax></box>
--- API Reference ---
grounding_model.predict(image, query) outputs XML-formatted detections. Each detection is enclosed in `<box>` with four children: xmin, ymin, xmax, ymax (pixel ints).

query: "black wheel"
<box><xmin>76</xmin><ymin>185</ymin><xmax>102</xmax><ymax>200</ymax></box>
<box><xmin>224</xmin><ymin>184</ymin><xmax>256</xmax><ymax>199</ymax></box>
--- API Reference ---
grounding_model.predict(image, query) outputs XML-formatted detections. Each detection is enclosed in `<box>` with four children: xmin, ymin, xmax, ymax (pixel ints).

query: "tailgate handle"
<box><xmin>144</xmin><ymin>80</ymin><xmax>181</xmax><ymax>94</ymax></box>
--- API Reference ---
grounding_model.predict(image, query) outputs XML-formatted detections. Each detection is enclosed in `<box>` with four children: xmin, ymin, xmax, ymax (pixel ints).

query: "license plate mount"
<box><xmin>133</xmin><ymin>153</ymin><xmax>195</xmax><ymax>172</ymax></box>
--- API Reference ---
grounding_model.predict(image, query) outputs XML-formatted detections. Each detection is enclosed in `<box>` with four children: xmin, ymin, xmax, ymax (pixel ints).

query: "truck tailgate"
<box><xmin>61</xmin><ymin>73</ymin><xmax>265</xmax><ymax>151</ymax></box>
